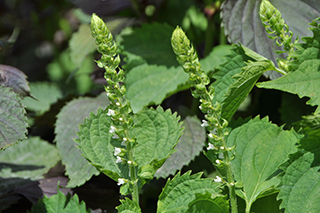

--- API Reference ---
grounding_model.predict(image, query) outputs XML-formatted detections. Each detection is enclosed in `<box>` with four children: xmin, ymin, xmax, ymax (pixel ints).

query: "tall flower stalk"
<box><xmin>90</xmin><ymin>14</ymin><xmax>139</xmax><ymax>203</ymax></box>
<box><xmin>171</xmin><ymin>26</ymin><xmax>238</xmax><ymax>213</ymax></box>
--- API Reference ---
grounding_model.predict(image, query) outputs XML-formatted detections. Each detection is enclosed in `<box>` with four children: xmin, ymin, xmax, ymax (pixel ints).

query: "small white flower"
<box><xmin>199</xmin><ymin>106</ymin><xmax>202</xmax><ymax>110</ymax></box>
<box><xmin>107</xmin><ymin>109</ymin><xmax>116</xmax><ymax>116</ymax></box>
<box><xmin>201</xmin><ymin>120</ymin><xmax>209</xmax><ymax>127</ymax></box>
<box><xmin>116</xmin><ymin>156</ymin><xmax>122</xmax><ymax>163</ymax></box>
<box><xmin>116</xmin><ymin>102</ymin><xmax>121</xmax><ymax>106</ymax></box>
<box><xmin>214</xmin><ymin>176</ymin><xmax>222</xmax><ymax>183</ymax></box>
<box><xmin>117</xmin><ymin>178</ymin><xmax>125</xmax><ymax>186</ymax></box>
<box><xmin>109</xmin><ymin>126</ymin><xmax>116</xmax><ymax>133</ymax></box>
<box><xmin>128</xmin><ymin>160</ymin><xmax>132</xmax><ymax>165</ymax></box>
<box><xmin>208</xmin><ymin>133</ymin><xmax>214</xmax><ymax>138</ymax></box>
<box><xmin>215</xmin><ymin>159</ymin><xmax>220</xmax><ymax>164</ymax></box>
<box><xmin>220</xmin><ymin>146</ymin><xmax>225</xmax><ymax>150</ymax></box>
<box><xmin>112</xmin><ymin>134</ymin><xmax>119</xmax><ymax>139</ymax></box>
<box><xmin>207</xmin><ymin>143</ymin><xmax>215</xmax><ymax>150</ymax></box>
<box><xmin>114</xmin><ymin>147</ymin><xmax>121</xmax><ymax>156</ymax></box>
<box><xmin>119</xmin><ymin>117</ymin><xmax>123</xmax><ymax>121</ymax></box>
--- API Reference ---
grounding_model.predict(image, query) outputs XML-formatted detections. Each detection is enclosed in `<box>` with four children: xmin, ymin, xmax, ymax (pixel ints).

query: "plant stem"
<box><xmin>275</xmin><ymin>67</ymin><xmax>287</xmax><ymax>75</ymax></box>
<box><xmin>127</xmin><ymin>141</ymin><xmax>139</xmax><ymax>203</ymax></box>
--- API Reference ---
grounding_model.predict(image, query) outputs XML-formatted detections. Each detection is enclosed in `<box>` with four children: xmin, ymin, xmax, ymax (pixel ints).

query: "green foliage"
<box><xmin>22</xmin><ymin>82</ymin><xmax>63</xmax><ymax>115</ymax></box>
<box><xmin>116</xmin><ymin>198</ymin><xmax>142</xmax><ymax>213</ymax></box>
<box><xmin>55</xmin><ymin>93</ymin><xmax>110</xmax><ymax>187</ymax></box>
<box><xmin>0</xmin><ymin>86</ymin><xmax>28</xmax><ymax>149</ymax></box>
<box><xmin>157</xmin><ymin>171</ymin><xmax>222</xmax><ymax>213</ymax></box>
<box><xmin>29</xmin><ymin>187</ymin><xmax>90</xmax><ymax>213</ymax></box>
<box><xmin>155</xmin><ymin>116</ymin><xmax>206</xmax><ymax>178</ymax></box>
<box><xmin>0</xmin><ymin>137</ymin><xmax>60</xmax><ymax>179</ymax></box>
<box><xmin>257</xmin><ymin>18</ymin><xmax>320</xmax><ymax>113</ymax></box>
<box><xmin>227</xmin><ymin>117</ymin><xmax>301</xmax><ymax>210</ymax></box>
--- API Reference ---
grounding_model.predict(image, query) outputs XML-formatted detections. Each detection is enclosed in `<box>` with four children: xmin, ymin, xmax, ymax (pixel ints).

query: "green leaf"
<box><xmin>157</xmin><ymin>171</ymin><xmax>221</xmax><ymax>213</ymax></box>
<box><xmin>76</xmin><ymin>108</ymin><xmax>129</xmax><ymax>181</ymax></box>
<box><xmin>22</xmin><ymin>82</ymin><xmax>63</xmax><ymax>115</ymax></box>
<box><xmin>200</xmin><ymin>45</ymin><xmax>232</xmax><ymax>73</ymax></box>
<box><xmin>210</xmin><ymin>45</ymin><xmax>254</xmax><ymax>106</ymax></box>
<box><xmin>278</xmin><ymin>152</ymin><xmax>320</xmax><ymax>213</ymax></box>
<box><xmin>131</xmin><ymin>106</ymin><xmax>183</xmax><ymax>177</ymax></box>
<box><xmin>258</xmin><ymin>19</ymin><xmax>320</xmax><ymax>113</ymax></box>
<box><xmin>69</xmin><ymin>24</ymin><xmax>96</xmax><ymax>65</ymax></box>
<box><xmin>222</xmin><ymin>59</ymin><xmax>274</xmax><ymax>121</ymax></box>
<box><xmin>116</xmin><ymin>198</ymin><xmax>142</xmax><ymax>213</ymax></box>
<box><xmin>0</xmin><ymin>137</ymin><xmax>60</xmax><ymax>180</ymax></box>
<box><xmin>125</xmin><ymin>64</ymin><xmax>188</xmax><ymax>113</ymax></box>
<box><xmin>121</xmin><ymin>22</ymin><xmax>179</xmax><ymax>69</ymax></box>
<box><xmin>227</xmin><ymin>116</ymin><xmax>301</xmax><ymax>210</ymax></box>
<box><xmin>29</xmin><ymin>187</ymin><xmax>90</xmax><ymax>213</ymax></box>
<box><xmin>221</xmin><ymin>0</ymin><xmax>320</xmax><ymax>79</ymax></box>
<box><xmin>187</xmin><ymin>193</ymin><xmax>229</xmax><ymax>213</ymax></box>
<box><xmin>155</xmin><ymin>116</ymin><xmax>206</xmax><ymax>178</ymax></box>
<box><xmin>0</xmin><ymin>86</ymin><xmax>28</xmax><ymax>150</ymax></box>
<box><xmin>294</xmin><ymin>114</ymin><xmax>320</xmax><ymax>136</ymax></box>
<box><xmin>55</xmin><ymin>93</ymin><xmax>110</xmax><ymax>187</ymax></box>
<box><xmin>125</xmin><ymin>45</ymin><xmax>231</xmax><ymax>113</ymax></box>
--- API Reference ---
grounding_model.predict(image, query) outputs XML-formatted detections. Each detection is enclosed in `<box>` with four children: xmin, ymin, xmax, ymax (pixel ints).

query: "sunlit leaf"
<box><xmin>227</xmin><ymin>116</ymin><xmax>301</xmax><ymax>210</ymax></box>
<box><xmin>157</xmin><ymin>171</ymin><xmax>221</xmax><ymax>213</ymax></box>
<box><xmin>186</xmin><ymin>193</ymin><xmax>229</xmax><ymax>213</ymax></box>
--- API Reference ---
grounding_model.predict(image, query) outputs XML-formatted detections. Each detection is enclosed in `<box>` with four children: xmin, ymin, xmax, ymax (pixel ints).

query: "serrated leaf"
<box><xmin>121</xmin><ymin>22</ymin><xmax>179</xmax><ymax>69</ymax></box>
<box><xmin>227</xmin><ymin>116</ymin><xmax>301</xmax><ymax>210</ymax></box>
<box><xmin>131</xmin><ymin>106</ymin><xmax>183</xmax><ymax>177</ymax></box>
<box><xmin>22</xmin><ymin>82</ymin><xmax>63</xmax><ymax>115</ymax></box>
<box><xmin>69</xmin><ymin>24</ymin><xmax>96</xmax><ymax>65</ymax></box>
<box><xmin>0</xmin><ymin>137</ymin><xmax>60</xmax><ymax>180</ymax></box>
<box><xmin>125</xmin><ymin>45</ymin><xmax>231</xmax><ymax>113</ymax></box>
<box><xmin>187</xmin><ymin>193</ymin><xmax>229</xmax><ymax>213</ymax></box>
<box><xmin>55</xmin><ymin>93</ymin><xmax>110</xmax><ymax>187</ymax></box>
<box><xmin>116</xmin><ymin>198</ymin><xmax>142</xmax><ymax>213</ymax></box>
<box><xmin>157</xmin><ymin>171</ymin><xmax>221</xmax><ymax>213</ymax></box>
<box><xmin>278</xmin><ymin>152</ymin><xmax>320</xmax><ymax>213</ymax></box>
<box><xmin>76</xmin><ymin>108</ymin><xmax>130</xmax><ymax>181</ymax></box>
<box><xmin>29</xmin><ymin>187</ymin><xmax>90</xmax><ymax>213</ymax></box>
<box><xmin>210</xmin><ymin>44</ymin><xmax>254</xmax><ymax>106</ymax></box>
<box><xmin>0</xmin><ymin>86</ymin><xmax>28</xmax><ymax>149</ymax></box>
<box><xmin>221</xmin><ymin>0</ymin><xmax>320</xmax><ymax>79</ymax></box>
<box><xmin>222</xmin><ymin>59</ymin><xmax>274</xmax><ymax>121</ymax></box>
<box><xmin>125</xmin><ymin>64</ymin><xmax>188</xmax><ymax>113</ymax></box>
<box><xmin>199</xmin><ymin>45</ymin><xmax>232</xmax><ymax>73</ymax></box>
<box><xmin>155</xmin><ymin>116</ymin><xmax>205</xmax><ymax>178</ymax></box>
<box><xmin>258</xmin><ymin>20</ymin><xmax>320</xmax><ymax>113</ymax></box>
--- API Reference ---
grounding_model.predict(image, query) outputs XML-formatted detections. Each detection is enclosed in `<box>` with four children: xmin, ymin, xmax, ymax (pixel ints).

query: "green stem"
<box><xmin>275</xmin><ymin>67</ymin><xmax>287</xmax><ymax>75</ymax></box>
<box><xmin>126</xmin><ymin>140</ymin><xmax>139</xmax><ymax>203</ymax></box>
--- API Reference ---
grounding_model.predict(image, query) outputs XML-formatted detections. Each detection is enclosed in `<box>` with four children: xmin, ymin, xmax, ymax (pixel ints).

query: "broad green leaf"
<box><xmin>222</xmin><ymin>59</ymin><xmax>274</xmax><ymax>121</ymax></box>
<box><xmin>200</xmin><ymin>45</ymin><xmax>232</xmax><ymax>73</ymax></box>
<box><xmin>294</xmin><ymin>114</ymin><xmax>320</xmax><ymax>136</ymax></box>
<box><xmin>125</xmin><ymin>45</ymin><xmax>231</xmax><ymax>113</ymax></box>
<box><xmin>116</xmin><ymin>198</ymin><xmax>142</xmax><ymax>213</ymax></box>
<box><xmin>0</xmin><ymin>137</ymin><xmax>60</xmax><ymax>180</ymax></box>
<box><xmin>76</xmin><ymin>108</ymin><xmax>130</xmax><ymax>181</ymax></box>
<box><xmin>278</xmin><ymin>152</ymin><xmax>320</xmax><ymax>213</ymax></box>
<box><xmin>22</xmin><ymin>82</ymin><xmax>62</xmax><ymax>115</ymax></box>
<box><xmin>0</xmin><ymin>86</ymin><xmax>28</xmax><ymax>150</ymax></box>
<box><xmin>227</xmin><ymin>117</ymin><xmax>301</xmax><ymax>211</ymax></box>
<box><xmin>237</xmin><ymin>193</ymin><xmax>282</xmax><ymax>213</ymax></box>
<box><xmin>69</xmin><ymin>24</ymin><xmax>96</xmax><ymax>65</ymax></box>
<box><xmin>29</xmin><ymin>187</ymin><xmax>90</xmax><ymax>213</ymax></box>
<box><xmin>131</xmin><ymin>106</ymin><xmax>183</xmax><ymax>177</ymax></box>
<box><xmin>125</xmin><ymin>64</ymin><xmax>188</xmax><ymax>113</ymax></box>
<box><xmin>221</xmin><ymin>0</ymin><xmax>320</xmax><ymax>79</ymax></box>
<box><xmin>210</xmin><ymin>44</ymin><xmax>254</xmax><ymax>106</ymax></box>
<box><xmin>258</xmin><ymin>19</ymin><xmax>320</xmax><ymax>113</ymax></box>
<box><xmin>55</xmin><ymin>93</ymin><xmax>110</xmax><ymax>187</ymax></box>
<box><xmin>187</xmin><ymin>193</ymin><xmax>229</xmax><ymax>213</ymax></box>
<box><xmin>157</xmin><ymin>171</ymin><xmax>221</xmax><ymax>213</ymax></box>
<box><xmin>155</xmin><ymin>116</ymin><xmax>205</xmax><ymax>178</ymax></box>
<box><xmin>121</xmin><ymin>22</ymin><xmax>179</xmax><ymax>69</ymax></box>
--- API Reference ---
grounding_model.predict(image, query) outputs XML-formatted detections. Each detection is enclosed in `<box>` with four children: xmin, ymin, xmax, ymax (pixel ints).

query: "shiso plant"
<box><xmin>1</xmin><ymin>0</ymin><xmax>320</xmax><ymax>212</ymax></box>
